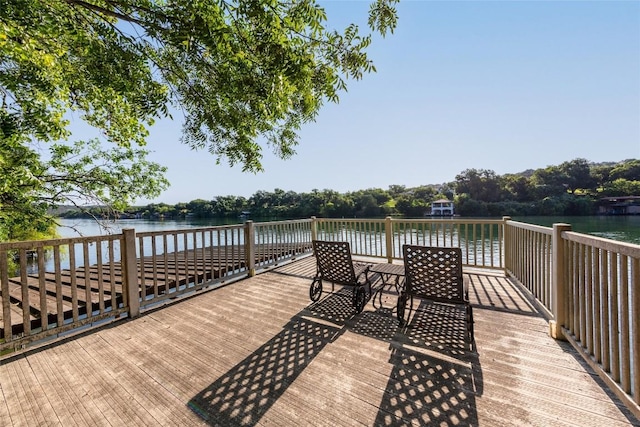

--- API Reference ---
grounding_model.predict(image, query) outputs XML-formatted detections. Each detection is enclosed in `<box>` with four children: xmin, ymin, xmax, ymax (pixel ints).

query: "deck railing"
<box><xmin>558</xmin><ymin>229</ymin><xmax>639</xmax><ymax>414</ymax></box>
<box><xmin>125</xmin><ymin>220</ymin><xmax>315</xmax><ymax>310</ymax></box>
<box><xmin>135</xmin><ymin>224</ymin><xmax>248</xmax><ymax>310</ymax></box>
<box><xmin>504</xmin><ymin>220</ymin><xmax>554</xmax><ymax>314</ymax></box>
<box><xmin>313</xmin><ymin>217</ymin><xmax>504</xmax><ymax>269</ymax></box>
<box><xmin>251</xmin><ymin>219</ymin><xmax>313</xmax><ymax>272</ymax></box>
<box><xmin>1</xmin><ymin>216</ymin><xmax>639</xmax><ymax>416</ymax></box>
<box><xmin>504</xmin><ymin>219</ymin><xmax>640</xmax><ymax>415</ymax></box>
<box><xmin>0</xmin><ymin>233</ymin><xmax>133</xmax><ymax>352</ymax></box>
<box><xmin>0</xmin><ymin>219</ymin><xmax>316</xmax><ymax>355</ymax></box>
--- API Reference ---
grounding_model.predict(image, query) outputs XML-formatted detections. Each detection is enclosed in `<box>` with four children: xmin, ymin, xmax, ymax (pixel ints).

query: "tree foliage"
<box><xmin>109</xmin><ymin>158</ymin><xmax>640</xmax><ymax>219</ymax></box>
<box><xmin>454</xmin><ymin>169</ymin><xmax>502</xmax><ymax>202</ymax></box>
<box><xmin>0</xmin><ymin>0</ymin><xmax>398</xmax><ymax>240</ymax></box>
<box><xmin>1</xmin><ymin>0</ymin><xmax>398</xmax><ymax>169</ymax></box>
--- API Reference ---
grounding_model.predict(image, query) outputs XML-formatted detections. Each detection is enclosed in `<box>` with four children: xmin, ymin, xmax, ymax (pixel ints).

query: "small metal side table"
<box><xmin>369</xmin><ymin>263</ymin><xmax>405</xmax><ymax>308</ymax></box>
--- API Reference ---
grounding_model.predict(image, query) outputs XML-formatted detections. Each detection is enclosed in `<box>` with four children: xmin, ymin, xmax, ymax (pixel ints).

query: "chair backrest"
<box><xmin>312</xmin><ymin>240</ymin><xmax>357</xmax><ymax>285</ymax></box>
<box><xmin>402</xmin><ymin>245</ymin><xmax>465</xmax><ymax>304</ymax></box>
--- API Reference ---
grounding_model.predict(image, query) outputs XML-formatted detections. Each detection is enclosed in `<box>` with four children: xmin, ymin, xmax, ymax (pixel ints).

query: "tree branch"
<box><xmin>64</xmin><ymin>0</ymin><xmax>145</xmax><ymax>26</ymax></box>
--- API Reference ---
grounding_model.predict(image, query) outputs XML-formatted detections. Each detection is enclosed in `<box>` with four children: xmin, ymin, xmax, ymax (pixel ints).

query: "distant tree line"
<box><xmin>58</xmin><ymin>158</ymin><xmax>640</xmax><ymax>220</ymax></box>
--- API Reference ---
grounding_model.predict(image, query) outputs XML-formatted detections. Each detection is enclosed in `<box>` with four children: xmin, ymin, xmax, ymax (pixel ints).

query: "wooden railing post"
<box><xmin>385</xmin><ymin>216</ymin><xmax>393</xmax><ymax>263</ymax></box>
<box><xmin>310</xmin><ymin>216</ymin><xmax>318</xmax><ymax>242</ymax></box>
<box><xmin>550</xmin><ymin>223</ymin><xmax>571</xmax><ymax>340</ymax></box>
<box><xmin>121</xmin><ymin>228</ymin><xmax>140</xmax><ymax>318</ymax></box>
<box><xmin>503</xmin><ymin>216</ymin><xmax>511</xmax><ymax>275</ymax></box>
<box><xmin>244</xmin><ymin>220</ymin><xmax>256</xmax><ymax>277</ymax></box>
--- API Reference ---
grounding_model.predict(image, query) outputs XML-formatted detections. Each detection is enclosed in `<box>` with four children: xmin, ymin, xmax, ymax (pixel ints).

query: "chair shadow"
<box><xmin>301</xmin><ymin>287</ymin><xmax>360</xmax><ymax>326</ymax></box>
<box><xmin>349</xmin><ymin>307</ymin><xmax>400</xmax><ymax>343</ymax></box>
<box><xmin>401</xmin><ymin>300</ymin><xmax>473</xmax><ymax>360</ymax></box>
<box><xmin>374</xmin><ymin>344</ymin><xmax>480</xmax><ymax>426</ymax></box>
<box><xmin>188</xmin><ymin>288</ymin><xmax>357</xmax><ymax>426</ymax></box>
<box><xmin>355</xmin><ymin>299</ymin><xmax>483</xmax><ymax>426</ymax></box>
<box><xmin>187</xmin><ymin>314</ymin><xmax>343</xmax><ymax>426</ymax></box>
<box><xmin>188</xmin><ymin>285</ymin><xmax>483</xmax><ymax>426</ymax></box>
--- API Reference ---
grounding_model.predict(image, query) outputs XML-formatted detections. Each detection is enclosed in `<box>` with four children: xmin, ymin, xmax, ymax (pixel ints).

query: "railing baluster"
<box><xmin>37</xmin><ymin>247</ymin><xmax>48</xmax><ymax>332</ymax></box>
<box><xmin>162</xmin><ymin>234</ymin><xmax>169</xmax><ymax>293</ymax></box>
<box><xmin>579</xmin><ymin>243</ymin><xmax>586</xmax><ymax>344</ymax></box>
<box><xmin>585</xmin><ymin>245</ymin><xmax>593</xmax><ymax>355</ymax></box>
<box><xmin>632</xmin><ymin>257</ymin><xmax>640</xmax><ymax>404</ymax></box>
<box><xmin>138</xmin><ymin>236</ymin><xmax>147</xmax><ymax>299</ymax></box>
<box><xmin>601</xmin><ymin>249</ymin><xmax>611</xmax><ymax>372</ymax></box>
<box><xmin>184</xmin><ymin>231</ymin><xmax>190</xmax><ymax>287</ymax></box>
<box><xmin>173</xmin><ymin>233</ymin><xmax>179</xmax><ymax>287</ymax></box>
<box><xmin>54</xmin><ymin>246</ymin><xmax>63</xmax><ymax>327</ymax></box>
<box><xmin>1</xmin><ymin>249</ymin><xmax>11</xmax><ymax>343</ymax></box>
<box><xmin>69</xmin><ymin>243</ymin><xmax>78</xmax><ymax>322</ymax></box>
<box><xmin>108</xmin><ymin>241</ymin><xmax>116</xmax><ymax>309</ymax></box>
<box><xmin>610</xmin><ymin>252</ymin><xmax>620</xmax><ymax>383</ymax></box>
<box><xmin>82</xmin><ymin>241</ymin><xmax>92</xmax><ymax>319</ymax></box>
<box><xmin>620</xmin><ymin>255</ymin><xmax>630</xmax><ymax>393</ymax></box>
<box><xmin>19</xmin><ymin>249</ymin><xmax>30</xmax><ymax>336</ymax></box>
<box><xmin>592</xmin><ymin>247</ymin><xmax>600</xmax><ymax>362</ymax></box>
<box><xmin>151</xmin><ymin>235</ymin><xmax>158</xmax><ymax>296</ymax></box>
<box><xmin>96</xmin><ymin>242</ymin><xmax>105</xmax><ymax>314</ymax></box>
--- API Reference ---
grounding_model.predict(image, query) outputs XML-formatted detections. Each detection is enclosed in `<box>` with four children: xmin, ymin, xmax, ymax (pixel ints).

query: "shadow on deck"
<box><xmin>1</xmin><ymin>256</ymin><xmax>638</xmax><ymax>426</ymax></box>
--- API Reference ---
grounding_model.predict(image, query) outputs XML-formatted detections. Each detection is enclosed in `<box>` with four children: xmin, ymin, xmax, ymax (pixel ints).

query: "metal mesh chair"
<box><xmin>397</xmin><ymin>245</ymin><xmax>474</xmax><ymax>346</ymax></box>
<box><xmin>310</xmin><ymin>240</ymin><xmax>372</xmax><ymax>313</ymax></box>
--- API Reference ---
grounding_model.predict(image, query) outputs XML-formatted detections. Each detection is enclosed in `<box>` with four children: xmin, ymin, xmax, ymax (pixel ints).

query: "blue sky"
<box><xmin>137</xmin><ymin>0</ymin><xmax>639</xmax><ymax>204</ymax></box>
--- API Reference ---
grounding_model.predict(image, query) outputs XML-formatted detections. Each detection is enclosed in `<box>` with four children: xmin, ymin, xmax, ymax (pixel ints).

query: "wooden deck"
<box><xmin>1</xmin><ymin>256</ymin><xmax>638</xmax><ymax>426</ymax></box>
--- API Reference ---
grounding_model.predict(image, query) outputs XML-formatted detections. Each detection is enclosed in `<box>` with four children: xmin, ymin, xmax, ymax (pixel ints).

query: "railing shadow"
<box><xmin>469</xmin><ymin>273</ymin><xmax>542</xmax><ymax>317</ymax></box>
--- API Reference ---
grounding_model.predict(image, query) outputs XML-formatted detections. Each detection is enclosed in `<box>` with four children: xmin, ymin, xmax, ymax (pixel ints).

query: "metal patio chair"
<box><xmin>397</xmin><ymin>245</ymin><xmax>474</xmax><ymax>347</ymax></box>
<box><xmin>310</xmin><ymin>240</ymin><xmax>373</xmax><ymax>313</ymax></box>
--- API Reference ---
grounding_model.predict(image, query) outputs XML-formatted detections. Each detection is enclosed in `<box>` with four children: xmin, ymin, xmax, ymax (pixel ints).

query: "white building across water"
<box><xmin>430</xmin><ymin>198</ymin><xmax>454</xmax><ymax>216</ymax></box>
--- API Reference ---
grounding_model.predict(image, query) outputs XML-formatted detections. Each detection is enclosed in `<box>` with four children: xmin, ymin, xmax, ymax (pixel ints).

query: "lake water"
<box><xmin>511</xmin><ymin>215</ymin><xmax>640</xmax><ymax>245</ymax></box>
<box><xmin>57</xmin><ymin>217</ymin><xmax>242</xmax><ymax>236</ymax></box>
<box><xmin>58</xmin><ymin>216</ymin><xmax>640</xmax><ymax>245</ymax></box>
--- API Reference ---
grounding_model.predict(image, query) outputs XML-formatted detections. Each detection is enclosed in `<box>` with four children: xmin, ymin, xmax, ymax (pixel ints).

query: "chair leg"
<box><xmin>353</xmin><ymin>286</ymin><xmax>366</xmax><ymax>313</ymax></box>
<box><xmin>397</xmin><ymin>293</ymin><xmax>408</xmax><ymax>325</ymax></box>
<box><xmin>467</xmin><ymin>304</ymin><xmax>475</xmax><ymax>350</ymax></box>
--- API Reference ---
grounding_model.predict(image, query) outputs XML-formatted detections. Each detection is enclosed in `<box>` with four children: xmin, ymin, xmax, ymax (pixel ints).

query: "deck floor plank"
<box><xmin>26</xmin><ymin>346</ymin><xmax>90</xmax><ymax>427</ymax></box>
<box><xmin>52</xmin><ymin>339</ymin><xmax>133</xmax><ymax>426</ymax></box>
<box><xmin>1</xmin><ymin>256</ymin><xmax>639</xmax><ymax>426</ymax></box>
<box><xmin>0</xmin><ymin>389</ymin><xmax>10</xmax><ymax>427</ymax></box>
<box><xmin>76</xmin><ymin>334</ymin><xmax>203</xmax><ymax>426</ymax></box>
<box><xmin>2</xmin><ymin>358</ymin><xmax>46</xmax><ymax>425</ymax></box>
